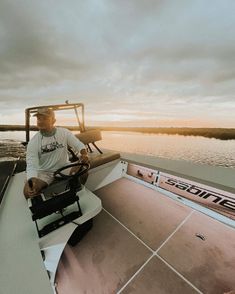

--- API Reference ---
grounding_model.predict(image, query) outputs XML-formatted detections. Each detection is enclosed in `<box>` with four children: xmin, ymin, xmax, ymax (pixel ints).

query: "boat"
<box><xmin>0</xmin><ymin>103</ymin><xmax>235</xmax><ymax>294</ymax></box>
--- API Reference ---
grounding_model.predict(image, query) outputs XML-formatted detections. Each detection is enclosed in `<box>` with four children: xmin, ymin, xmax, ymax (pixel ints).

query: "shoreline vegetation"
<box><xmin>1</xmin><ymin>124</ymin><xmax>235</xmax><ymax>140</ymax></box>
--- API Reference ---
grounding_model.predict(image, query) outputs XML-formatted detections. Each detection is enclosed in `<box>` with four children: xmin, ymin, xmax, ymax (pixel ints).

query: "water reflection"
<box><xmin>0</xmin><ymin>131</ymin><xmax>235</xmax><ymax>168</ymax></box>
<box><xmin>98</xmin><ymin>132</ymin><xmax>235</xmax><ymax>168</ymax></box>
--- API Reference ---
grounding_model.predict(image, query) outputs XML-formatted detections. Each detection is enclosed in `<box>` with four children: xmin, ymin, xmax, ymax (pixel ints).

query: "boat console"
<box><xmin>28</xmin><ymin>162</ymin><xmax>88</xmax><ymax>238</ymax></box>
<box><xmin>26</xmin><ymin>162</ymin><xmax>102</xmax><ymax>290</ymax></box>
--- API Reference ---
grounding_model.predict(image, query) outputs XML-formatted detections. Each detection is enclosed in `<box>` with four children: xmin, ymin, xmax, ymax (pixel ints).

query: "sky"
<box><xmin>0</xmin><ymin>0</ymin><xmax>235</xmax><ymax>128</ymax></box>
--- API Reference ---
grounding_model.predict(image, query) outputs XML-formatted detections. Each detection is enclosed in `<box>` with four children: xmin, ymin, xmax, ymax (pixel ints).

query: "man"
<box><xmin>24</xmin><ymin>107</ymin><xmax>89</xmax><ymax>198</ymax></box>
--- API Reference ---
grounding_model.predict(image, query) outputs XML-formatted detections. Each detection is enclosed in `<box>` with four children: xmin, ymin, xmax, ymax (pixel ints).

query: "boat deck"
<box><xmin>55</xmin><ymin>177</ymin><xmax>235</xmax><ymax>294</ymax></box>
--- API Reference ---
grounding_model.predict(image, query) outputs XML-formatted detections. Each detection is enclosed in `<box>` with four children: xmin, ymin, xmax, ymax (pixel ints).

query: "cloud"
<box><xmin>0</xmin><ymin>0</ymin><xmax>97</xmax><ymax>91</ymax></box>
<box><xmin>0</xmin><ymin>0</ymin><xmax>235</xmax><ymax>126</ymax></box>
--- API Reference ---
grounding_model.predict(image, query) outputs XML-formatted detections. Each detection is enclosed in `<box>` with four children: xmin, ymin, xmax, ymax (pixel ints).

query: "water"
<box><xmin>0</xmin><ymin>131</ymin><xmax>235</xmax><ymax>168</ymax></box>
<box><xmin>0</xmin><ymin>139</ymin><xmax>26</xmax><ymax>162</ymax></box>
<box><xmin>99</xmin><ymin>132</ymin><xmax>235</xmax><ymax>168</ymax></box>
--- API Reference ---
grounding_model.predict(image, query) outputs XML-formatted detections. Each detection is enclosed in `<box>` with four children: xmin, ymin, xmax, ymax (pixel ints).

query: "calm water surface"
<box><xmin>99</xmin><ymin>132</ymin><xmax>235</xmax><ymax>168</ymax></box>
<box><xmin>0</xmin><ymin>131</ymin><xmax>235</xmax><ymax>168</ymax></box>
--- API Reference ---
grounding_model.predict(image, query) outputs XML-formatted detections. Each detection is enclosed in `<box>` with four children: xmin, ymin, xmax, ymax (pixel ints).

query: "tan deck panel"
<box><xmin>121</xmin><ymin>256</ymin><xmax>198</xmax><ymax>294</ymax></box>
<box><xmin>55</xmin><ymin>210</ymin><xmax>151</xmax><ymax>293</ymax></box>
<box><xmin>89</xmin><ymin>150</ymin><xmax>120</xmax><ymax>169</ymax></box>
<box><xmin>94</xmin><ymin>177</ymin><xmax>192</xmax><ymax>250</ymax></box>
<box><xmin>158</xmin><ymin>211</ymin><xmax>235</xmax><ymax>294</ymax></box>
<box><xmin>56</xmin><ymin>177</ymin><xmax>235</xmax><ymax>293</ymax></box>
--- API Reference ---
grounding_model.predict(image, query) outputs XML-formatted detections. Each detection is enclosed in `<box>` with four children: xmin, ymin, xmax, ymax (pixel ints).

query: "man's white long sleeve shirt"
<box><xmin>26</xmin><ymin>127</ymin><xmax>85</xmax><ymax>180</ymax></box>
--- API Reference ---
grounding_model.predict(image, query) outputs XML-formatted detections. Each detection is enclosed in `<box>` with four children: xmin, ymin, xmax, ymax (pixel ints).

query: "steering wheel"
<box><xmin>54</xmin><ymin>161</ymin><xmax>90</xmax><ymax>180</ymax></box>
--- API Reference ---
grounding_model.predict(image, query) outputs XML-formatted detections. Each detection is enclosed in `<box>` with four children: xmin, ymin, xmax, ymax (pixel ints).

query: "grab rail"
<box><xmin>0</xmin><ymin>159</ymin><xmax>18</xmax><ymax>206</ymax></box>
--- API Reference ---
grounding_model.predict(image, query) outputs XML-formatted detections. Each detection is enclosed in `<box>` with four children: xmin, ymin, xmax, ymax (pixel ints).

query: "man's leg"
<box><xmin>69</xmin><ymin>165</ymin><xmax>89</xmax><ymax>185</ymax></box>
<box><xmin>80</xmin><ymin>172</ymin><xmax>89</xmax><ymax>185</ymax></box>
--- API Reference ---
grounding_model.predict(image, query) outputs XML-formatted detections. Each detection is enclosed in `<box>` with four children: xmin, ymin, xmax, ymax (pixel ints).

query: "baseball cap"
<box><xmin>33</xmin><ymin>108</ymin><xmax>55</xmax><ymax>118</ymax></box>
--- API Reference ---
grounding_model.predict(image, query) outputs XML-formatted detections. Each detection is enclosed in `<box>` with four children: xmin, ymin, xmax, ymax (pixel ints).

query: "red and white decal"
<box><xmin>158</xmin><ymin>173</ymin><xmax>235</xmax><ymax>220</ymax></box>
<box><xmin>127</xmin><ymin>163</ymin><xmax>159</xmax><ymax>184</ymax></box>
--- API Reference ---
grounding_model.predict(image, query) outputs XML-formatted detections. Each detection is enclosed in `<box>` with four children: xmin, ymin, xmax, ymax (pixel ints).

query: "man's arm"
<box><xmin>26</xmin><ymin>139</ymin><xmax>40</xmax><ymax>180</ymax></box>
<box><xmin>66</xmin><ymin>129</ymin><xmax>89</xmax><ymax>163</ymax></box>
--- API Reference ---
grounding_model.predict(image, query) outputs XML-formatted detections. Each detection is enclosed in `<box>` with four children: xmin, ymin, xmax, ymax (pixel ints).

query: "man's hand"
<box><xmin>69</xmin><ymin>150</ymin><xmax>89</xmax><ymax>176</ymax></box>
<box><xmin>80</xmin><ymin>149</ymin><xmax>89</xmax><ymax>164</ymax></box>
<box><xmin>80</xmin><ymin>154</ymin><xmax>89</xmax><ymax>163</ymax></box>
<box><xmin>23</xmin><ymin>177</ymin><xmax>44</xmax><ymax>198</ymax></box>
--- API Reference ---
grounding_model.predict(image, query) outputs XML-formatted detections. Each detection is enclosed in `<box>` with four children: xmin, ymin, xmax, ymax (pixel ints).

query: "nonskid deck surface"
<box><xmin>55</xmin><ymin>177</ymin><xmax>235</xmax><ymax>294</ymax></box>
